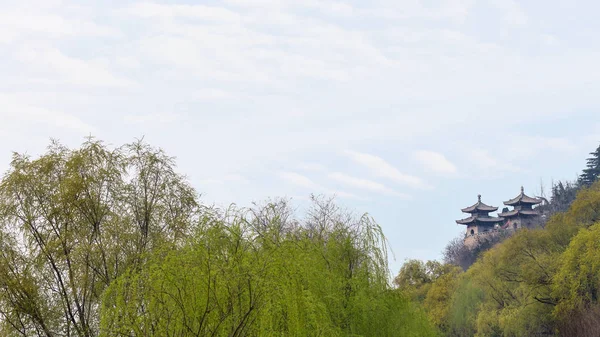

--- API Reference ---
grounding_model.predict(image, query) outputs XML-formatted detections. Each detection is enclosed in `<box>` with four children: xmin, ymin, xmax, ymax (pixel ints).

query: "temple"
<box><xmin>498</xmin><ymin>186</ymin><xmax>542</xmax><ymax>230</ymax></box>
<box><xmin>456</xmin><ymin>195</ymin><xmax>504</xmax><ymax>245</ymax></box>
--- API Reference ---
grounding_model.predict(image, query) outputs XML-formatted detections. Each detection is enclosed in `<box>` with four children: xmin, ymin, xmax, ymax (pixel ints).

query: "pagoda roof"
<box><xmin>456</xmin><ymin>215</ymin><xmax>504</xmax><ymax>225</ymax></box>
<box><xmin>498</xmin><ymin>209</ymin><xmax>539</xmax><ymax>217</ymax></box>
<box><xmin>461</xmin><ymin>195</ymin><xmax>498</xmax><ymax>213</ymax></box>
<box><xmin>503</xmin><ymin>186</ymin><xmax>542</xmax><ymax>206</ymax></box>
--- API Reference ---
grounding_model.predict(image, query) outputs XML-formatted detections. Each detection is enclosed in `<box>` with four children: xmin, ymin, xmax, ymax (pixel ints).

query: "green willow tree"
<box><xmin>100</xmin><ymin>197</ymin><xmax>438</xmax><ymax>337</ymax></box>
<box><xmin>552</xmin><ymin>222</ymin><xmax>600</xmax><ymax>336</ymax></box>
<box><xmin>0</xmin><ymin>139</ymin><xmax>199</xmax><ymax>336</ymax></box>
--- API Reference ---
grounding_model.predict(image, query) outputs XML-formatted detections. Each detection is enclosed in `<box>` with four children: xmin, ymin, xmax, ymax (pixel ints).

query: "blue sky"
<box><xmin>1</xmin><ymin>0</ymin><xmax>600</xmax><ymax>273</ymax></box>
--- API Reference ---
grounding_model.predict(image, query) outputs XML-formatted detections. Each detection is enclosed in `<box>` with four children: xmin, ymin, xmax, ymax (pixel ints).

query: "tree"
<box><xmin>100</xmin><ymin>198</ymin><xmax>438</xmax><ymax>337</ymax></box>
<box><xmin>443</xmin><ymin>232</ymin><xmax>510</xmax><ymax>271</ymax></box>
<box><xmin>423</xmin><ymin>265</ymin><xmax>462</xmax><ymax>333</ymax></box>
<box><xmin>468</xmin><ymin>228</ymin><xmax>561</xmax><ymax>336</ymax></box>
<box><xmin>552</xmin><ymin>222</ymin><xmax>600</xmax><ymax>337</ymax></box>
<box><xmin>446</xmin><ymin>278</ymin><xmax>484</xmax><ymax>337</ymax></box>
<box><xmin>0</xmin><ymin>139</ymin><xmax>199</xmax><ymax>336</ymax></box>
<box><xmin>579</xmin><ymin>144</ymin><xmax>600</xmax><ymax>187</ymax></box>
<box><xmin>394</xmin><ymin>259</ymin><xmax>453</xmax><ymax>303</ymax></box>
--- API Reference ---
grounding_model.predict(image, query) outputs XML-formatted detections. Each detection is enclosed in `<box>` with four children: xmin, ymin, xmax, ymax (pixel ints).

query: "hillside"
<box><xmin>395</xmin><ymin>144</ymin><xmax>600</xmax><ymax>337</ymax></box>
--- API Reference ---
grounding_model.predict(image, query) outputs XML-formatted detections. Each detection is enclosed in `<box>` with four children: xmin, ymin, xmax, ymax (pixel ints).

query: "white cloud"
<box><xmin>0</xmin><ymin>94</ymin><xmax>93</xmax><ymax>133</ymax></box>
<box><xmin>502</xmin><ymin>135</ymin><xmax>577</xmax><ymax>161</ymax></box>
<box><xmin>343</xmin><ymin>150</ymin><xmax>428</xmax><ymax>189</ymax></box>
<box><xmin>279</xmin><ymin>171</ymin><xmax>321</xmax><ymax>190</ymax></box>
<box><xmin>122</xmin><ymin>1</ymin><xmax>391</xmax><ymax>86</ymax></box>
<box><xmin>277</xmin><ymin>171</ymin><xmax>358</xmax><ymax>199</ymax></box>
<box><xmin>193</xmin><ymin>88</ymin><xmax>235</xmax><ymax>100</ymax></box>
<box><xmin>490</xmin><ymin>0</ymin><xmax>528</xmax><ymax>26</ymax></box>
<box><xmin>124</xmin><ymin>113</ymin><xmax>180</xmax><ymax>125</ymax></box>
<box><xmin>0</xmin><ymin>10</ymin><xmax>119</xmax><ymax>42</ymax></box>
<box><xmin>541</xmin><ymin>34</ymin><xmax>558</xmax><ymax>46</ymax></box>
<box><xmin>16</xmin><ymin>47</ymin><xmax>136</xmax><ymax>88</ymax></box>
<box><xmin>298</xmin><ymin>163</ymin><xmax>327</xmax><ymax>172</ymax></box>
<box><xmin>366</xmin><ymin>0</ymin><xmax>475</xmax><ymax>23</ymax></box>
<box><xmin>470</xmin><ymin>149</ymin><xmax>523</xmax><ymax>175</ymax></box>
<box><xmin>328</xmin><ymin>172</ymin><xmax>409</xmax><ymax>198</ymax></box>
<box><xmin>414</xmin><ymin>150</ymin><xmax>457</xmax><ymax>175</ymax></box>
<box><xmin>126</xmin><ymin>2</ymin><xmax>242</xmax><ymax>23</ymax></box>
<box><xmin>199</xmin><ymin>173</ymin><xmax>249</xmax><ymax>185</ymax></box>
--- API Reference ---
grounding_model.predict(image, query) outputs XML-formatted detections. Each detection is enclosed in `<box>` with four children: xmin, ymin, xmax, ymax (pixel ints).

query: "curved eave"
<box><xmin>503</xmin><ymin>195</ymin><xmax>543</xmax><ymax>206</ymax></box>
<box><xmin>477</xmin><ymin>217</ymin><xmax>505</xmax><ymax>223</ymax></box>
<box><xmin>499</xmin><ymin>209</ymin><xmax>540</xmax><ymax>217</ymax></box>
<box><xmin>461</xmin><ymin>203</ymin><xmax>498</xmax><ymax>213</ymax></box>
<box><xmin>456</xmin><ymin>216</ymin><xmax>504</xmax><ymax>225</ymax></box>
<box><xmin>456</xmin><ymin>216</ymin><xmax>476</xmax><ymax>225</ymax></box>
<box><xmin>498</xmin><ymin>210</ymin><xmax>518</xmax><ymax>217</ymax></box>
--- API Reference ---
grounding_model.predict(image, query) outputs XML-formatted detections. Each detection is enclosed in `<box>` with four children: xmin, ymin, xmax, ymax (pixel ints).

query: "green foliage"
<box><xmin>578</xmin><ymin>144</ymin><xmax>600</xmax><ymax>187</ymax></box>
<box><xmin>412</xmin><ymin>180</ymin><xmax>600</xmax><ymax>336</ymax></box>
<box><xmin>0</xmin><ymin>140</ymin><xmax>437</xmax><ymax>337</ymax></box>
<box><xmin>463</xmin><ymin>226</ymin><xmax>562</xmax><ymax>336</ymax></box>
<box><xmin>446</xmin><ymin>278</ymin><xmax>483</xmax><ymax>337</ymax></box>
<box><xmin>0</xmin><ymin>138</ymin><xmax>199</xmax><ymax>336</ymax></box>
<box><xmin>101</xmin><ymin>198</ymin><xmax>438</xmax><ymax>337</ymax></box>
<box><xmin>398</xmin><ymin>144</ymin><xmax>600</xmax><ymax>337</ymax></box>
<box><xmin>552</xmin><ymin>222</ymin><xmax>600</xmax><ymax>336</ymax></box>
<box><xmin>423</xmin><ymin>265</ymin><xmax>462</xmax><ymax>332</ymax></box>
<box><xmin>394</xmin><ymin>259</ymin><xmax>454</xmax><ymax>303</ymax></box>
<box><xmin>548</xmin><ymin>181</ymin><xmax>579</xmax><ymax>214</ymax></box>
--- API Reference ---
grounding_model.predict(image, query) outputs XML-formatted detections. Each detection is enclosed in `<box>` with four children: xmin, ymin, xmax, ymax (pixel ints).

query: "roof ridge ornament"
<box><xmin>478</xmin><ymin>194</ymin><xmax>481</xmax><ymax>202</ymax></box>
<box><xmin>521</xmin><ymin>186</ymin><xmax>524</xmax><ymax>194</ymax></box>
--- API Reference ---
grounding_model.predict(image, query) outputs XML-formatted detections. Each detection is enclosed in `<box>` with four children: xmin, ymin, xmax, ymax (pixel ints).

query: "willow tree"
<box><xmin>0</xmin><ymin>139</ymin><xmax>199</xmax><ymax>336</ymax></box>
<box><xmin>100</xmin><ymin>197</ymin><xmax>437</xmax><ymax>337</ymax></box>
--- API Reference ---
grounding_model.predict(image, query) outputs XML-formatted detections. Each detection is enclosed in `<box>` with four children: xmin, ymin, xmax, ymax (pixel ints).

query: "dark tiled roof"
<box><xmin>461</xmin><ymin>194</ymin><xmax>499</xmax><ymax>213</ymax></box>
<box><xmin>504</xmin><ymin>186</ymin><xmax>543</xmax><ymax>206</ymax></box>
<box><xmin>498</xmin><ymin>209</ymin><xmax>540</xmax><ymax>217</ymax></box>
<box><xmin>456</xmin><ymin>216</ymin><xmax>476</xmax><ymax>224</ymax></box>
<box><xmin>498</xmin><ymin>209</ymin><xmax>518</xmax><ymax>217</ymax></box>
<box><xmin>456</xmin><ymin>215</ymin><xmax>504</xmax><ymax>225</ymax></box>
<box><xmin>478</xmin><ymin>216</ymin><xmax>505</xmax><ymax>222</ymax></box>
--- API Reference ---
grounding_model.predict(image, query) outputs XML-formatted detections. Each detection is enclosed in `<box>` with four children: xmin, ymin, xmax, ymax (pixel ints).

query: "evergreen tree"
<box><xmin>549</xmin><ymin>181</ymin><xmax>579</xmax><ymax>214</ymax></box>
<box><xmin>579</xmin><ymin>144</ymin><xmax>600</xmax><ymax>187</ymax></box>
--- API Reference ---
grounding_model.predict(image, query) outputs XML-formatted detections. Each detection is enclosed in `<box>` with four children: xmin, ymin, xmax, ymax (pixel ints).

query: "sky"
<box><xmin>1</xmin><ymin>0</ymin><xmax>600</xmax><ymax>274</ymax></box>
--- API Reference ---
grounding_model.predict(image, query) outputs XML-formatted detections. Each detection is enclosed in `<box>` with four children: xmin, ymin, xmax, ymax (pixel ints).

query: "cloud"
<box><xmin>124</xmin><ymin>113</ymin><xmax>180</xmax><ymax>125</ymax></box>
<box><xmin>279</xmin><ymin>171</ymin><xmax>321</xmax><ymax>189</ymax></box>
<box><xmin>328</xmin><ymin>172</ymin><xmax>410</xmax><ymax>198</ymax></box>
<box><xmin>0</xmin><ymin>10</ymin><xmax>119</xmax><ymax>43</ymax></box>
<box><xmin>122</xmin><ymin>1</ymin><xmax>390</xmax><ymax>86</ymax></box>
<box><xmin>193</xmin><ymin>88</ymin><xmax>235</xmax><ymax>100</ymax></box>
<box><xmin>0</xmin><ymin>94</ymin><xmax>93</xmax><ymax>134</ymax></box>
<box><xmin>414</xmin><ymin>150</ymin><xmax>457</xmax><ymax>175</ymax></box>
<box><xmin>298</xmin><ymin>163</ymin><xmax>327</xmax><ymax>172</ymax></box>
<box><xmin>470</xmin><ymin>149</ymin><xmax>523</xmax><ymax>175</ymax></box>
<box><xmin>541</xmin><ymin>34</ymin><xmax>558</xmax><ymax>46</ymax></box>
<box><xmin>503</xmin><ymin>135</ymin><xmax>577</xmax><ymax>160</ymax></box>
<box><xmin>277</xmin><ymin>171</ymin><xmax>358</xmax><ymax>199</ymax></box>
<box><xmin>126</xmin><ymin>2</ymin><xmax>241</xmax><ymax>23</ymax></box>
<box><xmin>199</xmin><ymin>173</ymin><xmax>249</xmax><ymax>185</ymax></box>
<box><xmin>16</xmin><ymin>47</ymin><xmax>136</xmax><ymax>88</ymax></box>
<box><xmin>365</xmin><ymin>0</ymin><xmax>475</xmax><ymax>23</ymax></box>
<box><xmin>490</xmin><ymin>0</ymin><xmax>528</xmax><ymax>26</ymax></box>
<box><xmin>343</xmin><ymin>150</ymin><xmax>427</xmax><ymax>189</ymax></box>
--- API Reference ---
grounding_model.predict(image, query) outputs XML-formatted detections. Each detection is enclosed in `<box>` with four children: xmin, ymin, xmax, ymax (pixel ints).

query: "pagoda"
<box><xmin>498</xmin><ymin>186</ymin><xmax>542</xmax><ymax>230</ymax></box>
<box><xmin>456</xmin><ymin>195</ymin><xmax>504</xmax><ymax>241</ymax></box>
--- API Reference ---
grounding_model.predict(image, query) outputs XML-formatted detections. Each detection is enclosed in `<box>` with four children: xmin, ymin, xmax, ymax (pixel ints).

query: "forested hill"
<box><xmin>395</xmin><ymin>143</ymin><xmax>600</xmax><ymax>337</ymax></box>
